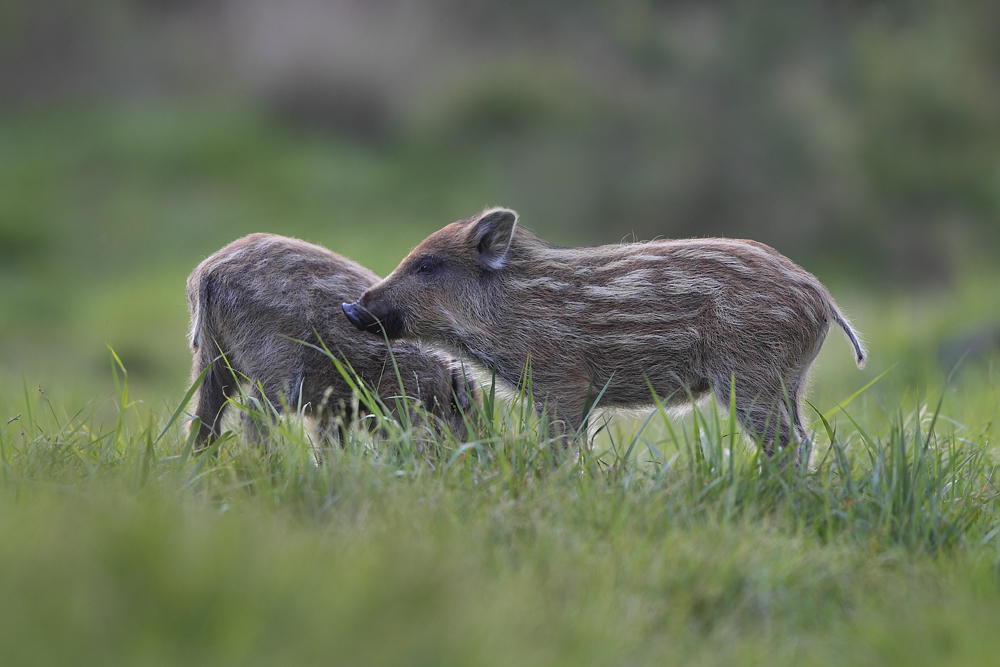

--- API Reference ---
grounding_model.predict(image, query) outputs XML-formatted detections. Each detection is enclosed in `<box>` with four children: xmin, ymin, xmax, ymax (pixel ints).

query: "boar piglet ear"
<box><xmin>471</xmin><ymin>208</ymin><xmax>517</xmax><ymax>270</ymax></box>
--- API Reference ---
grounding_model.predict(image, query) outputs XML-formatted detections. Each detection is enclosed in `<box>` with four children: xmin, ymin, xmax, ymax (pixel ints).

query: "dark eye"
<box><xmin>416</xmin><ymin>257</ymin><xmax>441</xmax><ymax>276</ymax></box>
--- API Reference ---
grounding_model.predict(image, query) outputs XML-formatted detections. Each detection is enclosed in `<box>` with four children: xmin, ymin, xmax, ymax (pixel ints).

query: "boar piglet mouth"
<box><xmin>342</xmin><ymin>301</ymin><xmax>405</xmax><ymax>339</ymax></box>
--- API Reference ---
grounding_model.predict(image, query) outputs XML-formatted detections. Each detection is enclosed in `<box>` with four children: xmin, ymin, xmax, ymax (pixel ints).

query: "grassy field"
<box><xmin>2</xmin><ymin>351</ymin><xmax>999</xmax><ymax>666</ymax></box>
<box><xmin>2</xmin><ymin>105</ymin><xmax>1000</xmax><ymax>665</ymax></box>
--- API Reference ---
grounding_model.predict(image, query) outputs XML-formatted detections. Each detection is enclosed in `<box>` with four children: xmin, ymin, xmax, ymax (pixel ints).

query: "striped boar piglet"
<box><xmin>186</xmin><ymin>234</ymin><xmax>479</xmax><ymax>447</ymax></box>
<box><xmin>343</xmin><ymin>208</ymin><xmax>866</xmax><ymax>454</ymax></box>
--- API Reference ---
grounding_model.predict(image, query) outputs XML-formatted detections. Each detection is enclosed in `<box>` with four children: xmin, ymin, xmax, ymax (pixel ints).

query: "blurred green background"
<box><xmin>2</xmin><ymin>0</ymin><xmax>999</xmax><ymax>408</ymax></box>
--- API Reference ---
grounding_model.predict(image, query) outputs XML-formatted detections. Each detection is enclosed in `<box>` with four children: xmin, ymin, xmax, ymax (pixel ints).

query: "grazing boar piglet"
<box><xmin>186</xmin><ymin>234</ymin><xmax>479</xmax><ymax>447</ymax></box>
<box><xmin>343</xmin><ymin>208</ymin><xmax>866</xmax><ymax>454</ymax></box>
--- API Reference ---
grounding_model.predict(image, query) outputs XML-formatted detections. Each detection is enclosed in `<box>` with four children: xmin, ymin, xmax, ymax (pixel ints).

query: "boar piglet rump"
<box><xmin>343</xmin><ymin>208</ymin><xmax>866</xmax><ymax>454</ymax></box>
<box><xmin>186</xmin><ymin>234</ymin><xmax>479</xmax><ymax>447</ymax></box>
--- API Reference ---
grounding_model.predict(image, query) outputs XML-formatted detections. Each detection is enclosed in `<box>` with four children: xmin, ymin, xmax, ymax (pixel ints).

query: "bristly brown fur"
<box><xmin>345</xmin><ymin>208</ymin><xmax>867</xmax><ymax>454</ymax></box>
<box><xmin>186</xmin><ymin>233</ymin><xmax>479</xmax><ymax>447</ymax></box>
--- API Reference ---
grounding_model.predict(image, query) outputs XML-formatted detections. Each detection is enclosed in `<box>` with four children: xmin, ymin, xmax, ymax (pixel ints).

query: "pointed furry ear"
<box><xmin>470</xmin><ymin>208</ymin><xmax>518</xmax><ymax>270</ymax></box>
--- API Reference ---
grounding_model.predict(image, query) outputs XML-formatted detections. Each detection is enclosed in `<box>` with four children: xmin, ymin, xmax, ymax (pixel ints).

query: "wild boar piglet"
<box><xmin>343</xmin><ymin>208</ymin><xmax>866</xmax><ymax>454</ymax></box>
<box><xmin>186</xmin><ymin>234</ymin><xmax>479</xmax><ymax>446</ymax></box>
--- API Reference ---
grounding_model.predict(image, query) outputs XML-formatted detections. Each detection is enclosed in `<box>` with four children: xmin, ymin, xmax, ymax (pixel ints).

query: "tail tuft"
<box><xmin>186</xmin><ymin>272</ymin><xmax>212</xmax><ymax>351</ymax></box>
<box><xmin>832</xmin><ymin>309</ymin><xmax>867</xmax><ymax>369</ymax></box>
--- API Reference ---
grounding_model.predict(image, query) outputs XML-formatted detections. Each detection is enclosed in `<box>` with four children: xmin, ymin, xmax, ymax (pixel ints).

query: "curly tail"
<box><xmin>830</xmin><ymin>304</ymin><xmax>867</xmax><ymax>369</ymax></box>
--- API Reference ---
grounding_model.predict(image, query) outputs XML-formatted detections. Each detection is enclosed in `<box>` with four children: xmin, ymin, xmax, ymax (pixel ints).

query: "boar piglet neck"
<box><xmin>444</xmin><ymin>242</ymin><xmax>552</xmax><ymax>381</ymax></box>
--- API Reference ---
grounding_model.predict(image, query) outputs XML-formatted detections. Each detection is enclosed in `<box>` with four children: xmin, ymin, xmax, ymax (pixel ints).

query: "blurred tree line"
<box><xmin>2</xmin><ymin>0</ymin><xmax>999</xmax><ymax>285</ymax></box>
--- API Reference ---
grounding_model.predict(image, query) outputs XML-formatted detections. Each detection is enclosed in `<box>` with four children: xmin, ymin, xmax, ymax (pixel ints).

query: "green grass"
<box><xmin>1</xmin><ymin>350</ymin><xmax>999</xmax><ymax>666</ymax></box>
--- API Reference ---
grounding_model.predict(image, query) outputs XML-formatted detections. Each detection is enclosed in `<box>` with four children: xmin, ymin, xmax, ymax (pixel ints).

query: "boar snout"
<box><xmin>342</xmin><ymin>301</ymin><xmax>405</xmax><ymax>339</ymax></box>
<box><xmin>342</xmin><ymin>301</ymin><xmax>376</xmax><ymax>332</ymax></box>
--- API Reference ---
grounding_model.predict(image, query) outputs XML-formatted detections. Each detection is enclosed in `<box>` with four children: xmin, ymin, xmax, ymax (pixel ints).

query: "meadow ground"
<box><xmin>2</xmin><ymin>330</ymin><xmax>1000</xmax><ymax>666</ymax></box>
<box><xmin>2</xmin><ymin>106</ymin><xmax>1000</xmax><ymax>666</ymax></box>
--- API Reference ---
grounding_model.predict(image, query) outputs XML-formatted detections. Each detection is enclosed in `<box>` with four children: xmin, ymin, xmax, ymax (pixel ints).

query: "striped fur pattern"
<box><xmin>186</xmin><ymin>234</ymin><xmax>479</xmax><ymax>447</ymax></box>
<box><xmin>344</xmin><ymin>208</ymin><xmax>867</xmax><ymax>454</ymax></box>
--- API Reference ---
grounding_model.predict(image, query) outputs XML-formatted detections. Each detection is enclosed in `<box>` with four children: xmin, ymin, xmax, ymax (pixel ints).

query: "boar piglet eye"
<box><xmin>415</xmin><ymin>256</ymin><xmax>443</xmax><ymax>277</ymax></box>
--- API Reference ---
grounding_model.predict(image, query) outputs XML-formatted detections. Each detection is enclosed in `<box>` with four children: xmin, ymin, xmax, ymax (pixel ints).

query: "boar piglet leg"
<box><xmin>190</xmin><ymin>356</ymin><xmax>239</xmax><ymax>450</ymax></box>
<box><xmin>711</xmin><ymin>373</ymin><xmax>807</xmax><ymax>465</ymax></box>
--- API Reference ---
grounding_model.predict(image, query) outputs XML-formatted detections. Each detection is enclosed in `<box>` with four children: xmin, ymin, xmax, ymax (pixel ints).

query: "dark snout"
<box><xmin>342</xmin><ymin>302</ymin><xmax>376</xmax><ymax>332</ymax></box>
<box><xmin>342</xmin><ymin>301</ymin><xmax>405</xmax><ymax>339</ymax></box>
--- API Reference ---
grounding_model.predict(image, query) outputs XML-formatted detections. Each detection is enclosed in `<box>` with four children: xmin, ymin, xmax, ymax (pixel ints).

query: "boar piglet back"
<box><xmin>344</xmin><ymin>208</ymin><xmax>866</xmax><ymax>454</ymax></box>
<box><xmin>186</xmin><ymin>233</ymin><xmax>478</xmax><ymax>447</ymax></box>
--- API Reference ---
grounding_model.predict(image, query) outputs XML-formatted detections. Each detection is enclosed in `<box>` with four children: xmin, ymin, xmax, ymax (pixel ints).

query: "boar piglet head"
<box><xmin>342</xmin><ymin>208</ymin><xmax>517</xmax><ymax>341</ymax></box>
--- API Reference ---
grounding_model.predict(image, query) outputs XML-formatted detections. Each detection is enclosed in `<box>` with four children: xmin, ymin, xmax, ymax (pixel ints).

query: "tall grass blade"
<box><xmin>155</xmin><ymin>358</ymin><xmax>218</xmax><ymax>445</ymax></box>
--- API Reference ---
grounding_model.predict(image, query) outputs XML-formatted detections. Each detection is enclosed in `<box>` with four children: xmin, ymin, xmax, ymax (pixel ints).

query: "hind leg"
<box><xmin>739</xmin><ymin>401</ymin><xmax>791</xmax><ymax>456</ymax></box>
<box><xmin>786</xmin><ymin>380</ymin><xmax>815</xmax><ymax>468</ymax></box>
<box><xmin>737</xmin><ymin>391</ymin><xmax>810</xmax><ymax>470</ymax></box>
<box><xmin>712</xmin><ymin>375</ymin><xmax>796</xmax><ymax>457</ymax></box>
<box><xmin>191</xmin><ymin>370</ymin><xmax>226</xmax><ymax>448</ymax></box>
<box><xmin>190</xmin><ymin>353</ymin><xmax>239</xmax><ymax>450</ymax></box>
